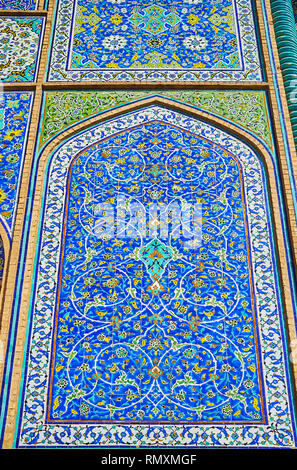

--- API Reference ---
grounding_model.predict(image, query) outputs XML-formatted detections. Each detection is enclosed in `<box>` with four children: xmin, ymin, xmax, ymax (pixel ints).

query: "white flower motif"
<box><xmin>102</xmin><ymin>35</ymin><xmax>127</xmax><ymax>51</ymax></box>
<box><xmin>183</xmin><ymin>35</ymin><xmax>208</xmax><ymax>51</ymax></box>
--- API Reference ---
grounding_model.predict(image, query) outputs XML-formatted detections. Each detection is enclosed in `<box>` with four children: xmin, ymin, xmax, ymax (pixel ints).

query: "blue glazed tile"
<box><xmin>43</xmin><ymin>120</ymin><xmax>265</xmax><ymax>424</ymax></box>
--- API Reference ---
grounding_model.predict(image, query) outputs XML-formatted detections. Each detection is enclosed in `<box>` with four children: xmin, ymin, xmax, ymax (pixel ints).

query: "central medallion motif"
<box><xmin>139</xmin><ymin>238</ymin><xmax>173</xmax><ymax>280</ymax></box>
<box><xmin>131</xmin><ymin>238</ymin><xmax>181</xmax><ymax>294</ymax></box>
<box><xmin>148</xmin><ymin>359</ymin><xmax>164</xmax><ymax>380</ymax></box>
<box><xmin>128</xmin><ymin>5</ymin><xmax>181</xmax><ymax>35</ymax></box>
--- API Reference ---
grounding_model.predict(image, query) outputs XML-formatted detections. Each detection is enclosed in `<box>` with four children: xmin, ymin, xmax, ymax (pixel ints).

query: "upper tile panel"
<box><xmin>47</xmin><ymin>0</ymin><xmax>263</xmax><ymax>82</ymax></box>
<box><xmin>0</xmin><ymin>16</ymin><xmax>45</xmax><ymax>82</ymax></box>
<box><xmin>0</xmin><ymin>0</ymin><xmax>38</xmax><ymax>9</ymax></box>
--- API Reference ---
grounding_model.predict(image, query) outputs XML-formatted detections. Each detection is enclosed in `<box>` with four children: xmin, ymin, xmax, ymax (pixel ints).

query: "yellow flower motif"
<box><xmin>0</xmin><ymin>188</ymin><xmax>7</xmax><ymax>203</ymax></box>
<box><xmin>109</xmin><ymin>14</ymin><xmax>123</xmax><ymax>25</ymax></box>
<box><xmin>187</xmin><ymin>14</ymin><xmax>200</xmax><ymax>25</ymax></box>
<box><xmin>3</xmin><ymin>129</ymin><xmax>23</xmax><ymax>141</ymax></box>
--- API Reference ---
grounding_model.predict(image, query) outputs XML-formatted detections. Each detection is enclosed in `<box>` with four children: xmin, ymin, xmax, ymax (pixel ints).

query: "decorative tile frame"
<box><xmin>0</xmin><ymin>238</ymin><xmax>4</xmax><ymax>283</ymax></box>
<box><xmin>16</xmin><ymin>107</ymin><xmax>296</xmax><ymax>447</ymax></box>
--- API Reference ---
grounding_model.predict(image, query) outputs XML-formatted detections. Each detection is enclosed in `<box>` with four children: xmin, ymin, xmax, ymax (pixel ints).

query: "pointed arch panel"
<box><xmin>5</xmin><ymin>105</ymin><xmax>297</xmax><ymax>448</ymax></box>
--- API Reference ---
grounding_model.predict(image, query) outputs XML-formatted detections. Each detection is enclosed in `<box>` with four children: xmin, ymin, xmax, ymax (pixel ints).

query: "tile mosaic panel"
<box><xmin>0</xmin><ymin>0</ymin><xmax>38</xmax><ymax>9</ymax></box>
<box><xmin>16</xmin><ymin>107</ymin><xmax>296</xmax><ymax>447</ymax></box>
<box><xmin>47</xmin><ymin>0</ymin><xmax>262</xmax><ymax>82</ymax></box>
<box><xmin>0</xmin><ymin>92</ymin><xmax>34</xmax><ymax>233</ymax></box>
<box><xmin>0</xmin><ymin>17</ymin><xmax>44</xmax><ymax>82</ymax></box>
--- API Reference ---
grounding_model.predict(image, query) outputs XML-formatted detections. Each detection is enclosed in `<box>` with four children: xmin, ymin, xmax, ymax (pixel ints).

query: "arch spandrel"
<box><xmin>6</xmin><ymin>105</ymin><xmax>296</xmax><ymax>447</ymax></box>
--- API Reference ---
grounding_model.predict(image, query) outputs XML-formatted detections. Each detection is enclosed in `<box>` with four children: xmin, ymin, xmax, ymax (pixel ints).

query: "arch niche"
<box><xmin>6</xmin><ymin>103</ymin><xmax>297</xmax><ymax>448</ymax></box>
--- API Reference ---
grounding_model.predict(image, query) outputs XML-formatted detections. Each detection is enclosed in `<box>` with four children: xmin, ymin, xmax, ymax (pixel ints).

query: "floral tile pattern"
<box><xmin>0</xmin><ymin>92</ymin><xmax>34</xmax><ymax>233</ymax></box>
<box><xmin>16</xmin><ymin>107</ymin><xmax>297</xmax><ymax>447</ymax></box>
<box><xmin>0</xmin><ymin>17</ymin><xmax>44</xmax><ymax>82</ymax></box>
<box><xmin>47</xmin><ymin>0</ymin><xmax>262</xmax><ymax>82</ymax></box>
<box><xmin>0</xmin><ymin>0</ymin><xmax>38</xmax><ymax>9</ymax></box>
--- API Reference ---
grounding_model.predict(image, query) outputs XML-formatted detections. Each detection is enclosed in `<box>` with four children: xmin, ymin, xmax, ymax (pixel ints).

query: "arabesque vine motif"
<box><xmin>40</xmin><ymin>91</ymin><xmax>272</xmax><ymax>148</ymax></box>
